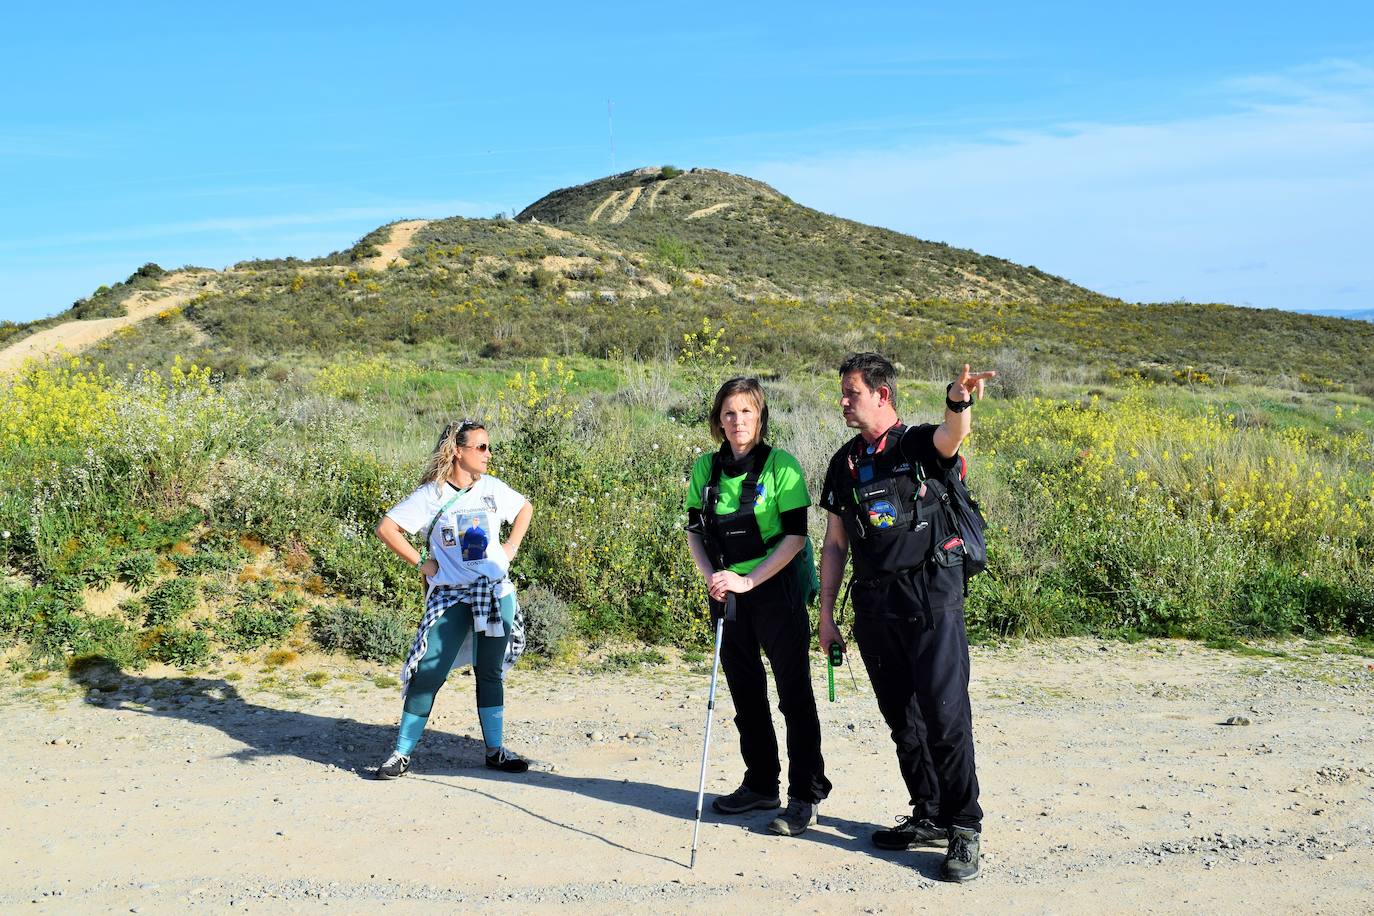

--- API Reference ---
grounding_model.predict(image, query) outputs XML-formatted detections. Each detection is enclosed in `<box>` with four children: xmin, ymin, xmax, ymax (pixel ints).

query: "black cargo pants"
<box><xmin>852</xmin><ymin>573</ymin><xmax>982</xmax><ymax>832</ymax></box>
<box><xmin>714</xmin><ymin>573</ymin><xmax>832</xmax><ymax>805</ymax></box>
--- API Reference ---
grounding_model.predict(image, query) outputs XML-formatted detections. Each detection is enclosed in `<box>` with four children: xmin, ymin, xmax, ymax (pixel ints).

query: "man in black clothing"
<box><xmin>817</xmin><ymin>352</ymin><xmax>995</xmax><ymax>883</ymax></box>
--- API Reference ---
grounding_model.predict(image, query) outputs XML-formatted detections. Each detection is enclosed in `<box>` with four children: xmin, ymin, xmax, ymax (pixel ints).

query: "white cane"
<box><xmin>690</xmin><ymin>592</ymin><xmax>735</xmax><ymax>868</ymax></box>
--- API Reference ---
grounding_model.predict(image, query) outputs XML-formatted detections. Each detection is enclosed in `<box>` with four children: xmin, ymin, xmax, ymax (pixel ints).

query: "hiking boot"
<box><xmin>711</xmin><ymin>785</ymin><xmax>782</xmax><ymax>815</ymax></box>
<box><xmin>375</xmin><ymin>751</ymin><xmax>410</xmax><ymax>780</ymax></box>
<box><xmin>485</xmin><ymin>747</ymin><xmax>530</xmax><ymax>774</ymax></box>
<box><xmin>940</xmin><ymin>827</ymin><xmax>982</xmax><ymax>883</ymax></box>
<box><xmin>872</xmin><ymin>814</ymin><xmax>947</xmax><ymax>850</ymax></box>
<box><xmin>767</xmin><ymin>798</ymin><xmax>818</xmax><ymax>837</ymax></box>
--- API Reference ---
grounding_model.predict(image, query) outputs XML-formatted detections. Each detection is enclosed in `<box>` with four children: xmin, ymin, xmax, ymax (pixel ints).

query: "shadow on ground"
<box><xmin>72</xmin><ymin>665</ymin><xmax>927</xmax><ymax>872</ymax></box>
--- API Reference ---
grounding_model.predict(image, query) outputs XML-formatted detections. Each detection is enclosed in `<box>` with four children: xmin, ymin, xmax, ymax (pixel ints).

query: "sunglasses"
<box><xmin>460</xmin><ymin>442</ymin><xmax>492</xmax><ymax>453</ymax></box>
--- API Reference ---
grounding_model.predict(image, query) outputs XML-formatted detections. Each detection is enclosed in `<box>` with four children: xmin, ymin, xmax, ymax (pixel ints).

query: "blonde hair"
<box><xmin>420</xmin><ymin>419</ymin><xmax>486</xmax><ymax>488</ymax></box>
<box><xmin>708</xmin><ymin>377</ymin><xmax>769</xmax><ymax>445</ymax></box>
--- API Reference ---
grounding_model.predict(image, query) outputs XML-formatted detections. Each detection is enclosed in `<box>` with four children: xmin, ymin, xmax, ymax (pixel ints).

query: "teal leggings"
<box><xmin>395</xmin><ymin>593</ymin><xmax>517</xmax><ymax>756</ymax></box>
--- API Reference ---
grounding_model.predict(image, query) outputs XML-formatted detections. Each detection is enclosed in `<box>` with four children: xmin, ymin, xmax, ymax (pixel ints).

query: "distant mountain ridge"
<box><xmin>1289</xmin><ymin>307</ymin><xmax>1374</xmax><ymax>323</ymax></box>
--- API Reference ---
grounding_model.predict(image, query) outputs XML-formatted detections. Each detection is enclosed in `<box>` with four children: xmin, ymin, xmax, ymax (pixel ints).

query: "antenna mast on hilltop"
<box><xmin>608</xmin><ymin>100</ymin><xmax>615</xmax><ymax>173</ymax></box>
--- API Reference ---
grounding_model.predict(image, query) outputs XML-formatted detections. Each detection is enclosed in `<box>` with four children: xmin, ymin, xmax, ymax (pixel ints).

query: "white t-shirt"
<box><xmin>385</xmin><ymin>475</ymin><xmax>528</xmax><ymax>597</ymax></box>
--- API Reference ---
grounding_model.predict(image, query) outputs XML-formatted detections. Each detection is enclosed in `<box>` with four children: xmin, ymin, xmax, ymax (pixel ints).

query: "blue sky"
<box><xmin>2</xmin><ymin>1</ymin><xmax>1371</xmax><ymax>322</ymax></box>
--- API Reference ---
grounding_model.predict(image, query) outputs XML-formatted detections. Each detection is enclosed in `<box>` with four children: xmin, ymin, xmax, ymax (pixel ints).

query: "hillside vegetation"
<box><xmin>2</xmin><ymin>166</ymin><xmax>1373</xmax><ymax>674</ymax></box>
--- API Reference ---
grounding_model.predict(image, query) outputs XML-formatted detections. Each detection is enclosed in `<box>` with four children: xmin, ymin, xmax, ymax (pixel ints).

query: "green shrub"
<box><xmin>171</xmin><ymin>547</ymin><xmax>242</xmax><ymax>575</ymax></box>
<box><xmin>28</xmin><ymin>601</ymin><xmax>90</xmax><ymax>666</ymax></box>
<box><xmin>118</xmin><ymin>598</ymin><xmax>148</xmax><ymax>621</ymax></box>
<box><xmin>308</xmin><ymin>601</ymin><xmax>412</xmax><ymax>663</ymax></box>
<box><xmin>147</xmin><ymin>626</ymin><xmax>211</xmax><ymax>667</ymax></box>
<box><xmin>143</xmin><ymin>578</ymin><xmax>198</xmax><ymax>627</ymax></box>
<box><xmin>217</xmin><ymin>603</ymin><xmax>301</xmax><ymax>651</ymax></box>
<box><xmin>117</xmin><ymin>551</ymin><xmax>158</xmax><ymax>588</ymax></box>
<box><xmin>74</xmin><ymin>617</ymin><xmax>144</xmax><ymax>671</ymax></box>
<box><xmin>517</xmin><ymin>584</ymin><xmax>573</xmax><ymax>657</ymax></box>
<box><xmin>600</xmin><ymin>648</ymin><xmax>667</xmax><ymax>670</ymax></box>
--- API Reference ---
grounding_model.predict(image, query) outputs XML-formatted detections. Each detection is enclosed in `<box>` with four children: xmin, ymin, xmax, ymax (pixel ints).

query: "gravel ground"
<box><xmin>2</xmin><ymin>638</ymin><xmax>1371</xmax><ymax>914</ymax></box>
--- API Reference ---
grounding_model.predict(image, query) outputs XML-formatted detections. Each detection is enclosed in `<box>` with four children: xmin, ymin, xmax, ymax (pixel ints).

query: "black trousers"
<box><xmin>714</xmin><ymin>574</ymin><xmax>832</xmax><ymax>804</ymax></box>
<box><xmin>852</xmin><ymin>576</ymin><xmax>982</xmax><ymax>832</ymax></box>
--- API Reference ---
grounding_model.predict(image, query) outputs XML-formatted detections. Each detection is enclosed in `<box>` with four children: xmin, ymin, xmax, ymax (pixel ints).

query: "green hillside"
<box><xmin>2</xmin><ymin>166</ymin><xmax>1373</xmax><ymax>676</ymax></box>
<box><xmin>42</xmin><ymin>166</ymin><xmax>1373</xmax><ymax>394</ymax></box>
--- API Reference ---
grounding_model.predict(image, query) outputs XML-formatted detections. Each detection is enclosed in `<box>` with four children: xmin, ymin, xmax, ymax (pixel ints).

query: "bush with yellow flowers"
<box><xmin>966</xmin><ymin>386</ymin><xmax>1374</xmax><ymax>639</ymax></box>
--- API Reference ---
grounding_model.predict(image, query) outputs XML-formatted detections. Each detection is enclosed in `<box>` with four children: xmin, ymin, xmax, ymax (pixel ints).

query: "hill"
<box><xmin>4</xmin><ymin>165</ymin><xmax>1374</xmax><ymax>394</ymax></box>
<box><xmin>516</xmin><ymin>166</ymin><xmax>1097</xmax><ymax>304</ymax></box>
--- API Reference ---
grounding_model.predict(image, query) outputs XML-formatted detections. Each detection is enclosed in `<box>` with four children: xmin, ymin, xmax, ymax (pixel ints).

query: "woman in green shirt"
<box><xmin>685</xmin><ymin>377</ymin><xmax>831</xmax><ymax>837</ymax></box>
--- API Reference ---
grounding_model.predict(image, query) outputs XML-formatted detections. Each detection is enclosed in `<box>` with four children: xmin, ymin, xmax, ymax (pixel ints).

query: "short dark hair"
<box><xmin>838</xmin><ymin>352</ymin><xmax>897</xmax><ymax>405</ymax></box>
<box><xmin>708</xmin><ymin>377</ymin><xmax>769</xmax><ymax>445</ymax></box>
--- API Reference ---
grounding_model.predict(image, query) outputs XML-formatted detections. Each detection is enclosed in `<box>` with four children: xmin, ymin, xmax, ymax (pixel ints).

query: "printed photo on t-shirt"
<box><xmin>440</xmin><ymin>526</ymin><xmax>457</xmax><ymax>548</ymax></box>
<box><xmin>455</xmin><ymin>512</ymin><xmax>490</xmax><ymax>562</ymax></box>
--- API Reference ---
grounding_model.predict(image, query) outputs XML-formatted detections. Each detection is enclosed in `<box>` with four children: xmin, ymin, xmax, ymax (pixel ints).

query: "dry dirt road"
<box><xmin>2</xmin><ymin>638</ymin><xmax>1371</xmax><ymax>914</ymax></box>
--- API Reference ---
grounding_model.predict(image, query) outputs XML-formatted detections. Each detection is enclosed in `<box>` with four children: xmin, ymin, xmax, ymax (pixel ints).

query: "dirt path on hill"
<box><xmin>608</xmin><ymin>186</ymin><xmax>643</xmax><ymax>223</ymax></box>
<box><xmin>0</xmin><ymin>273</ymin><xmax>214</xmax><ymax>374</ymax></box>
<box><xmin>359</xmin><ymin>220</ymin><xmax>430</xmax><ymax>270</ymax></box>
<box><xmin>587</xmin><ymin>191</ymin><xmax>622</xmax><ymax>223</ymax></box>
<box><xmin>686</xmin><ymin>201</ymin><xmax>733</xmax><ymax>220</ymax></box>
<box><xmin>2</xmin><ymin>638</ymin><xmax>1370</xmax><ymax>914</ymax></box>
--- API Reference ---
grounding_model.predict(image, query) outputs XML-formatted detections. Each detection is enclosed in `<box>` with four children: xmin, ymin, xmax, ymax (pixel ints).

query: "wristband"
<box><xmin>945</xmin><ymin>382</ymin><xmax>972</xmax><ymax>413</ymax></box>
<box><xmin>416</xmin><ymin>548</ymin><xmax>428</xmax><ymax>568</ymax></box>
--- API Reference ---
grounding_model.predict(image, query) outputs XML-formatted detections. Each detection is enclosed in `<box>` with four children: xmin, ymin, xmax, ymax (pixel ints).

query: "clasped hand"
<box><xmin>707</xmin><ymin>569</ymin><xmax>753</xmax><ymax>602</ymax></box>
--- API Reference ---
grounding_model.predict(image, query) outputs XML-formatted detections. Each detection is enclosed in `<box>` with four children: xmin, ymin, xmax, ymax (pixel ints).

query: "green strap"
<box><xmin>417</xmin><ymin>484</ymin><xmax>468</xmax><ymax>566</ymax></box>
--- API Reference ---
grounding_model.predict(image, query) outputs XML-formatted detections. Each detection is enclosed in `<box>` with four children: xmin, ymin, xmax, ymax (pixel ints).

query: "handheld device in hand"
<box><xmin>827</xmin><ymin>642</ymin><xmax>843</xmax><ymax>702</ymax></box>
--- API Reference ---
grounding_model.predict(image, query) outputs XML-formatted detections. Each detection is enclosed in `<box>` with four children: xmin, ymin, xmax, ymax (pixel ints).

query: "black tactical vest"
<box><xmin>700</xmin><ymin>444</ymin><xmax>776</xmax><ymax>569</ymax></box>
<box><xmin>841</xmin><ymin>425</ymin><xmax>940</xmax><ymax>580</ymax></box>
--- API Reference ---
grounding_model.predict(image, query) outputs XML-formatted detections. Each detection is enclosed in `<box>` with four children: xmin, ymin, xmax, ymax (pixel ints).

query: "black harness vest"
<box><xmin>700</xmin><ymin>444</ymin><xmax>777</xmax><ymax>569</ymax></box>
<box><xmin>841</xmin><ymin>425</ymin><xmax>940</xmax><ymax>581</ymax></box>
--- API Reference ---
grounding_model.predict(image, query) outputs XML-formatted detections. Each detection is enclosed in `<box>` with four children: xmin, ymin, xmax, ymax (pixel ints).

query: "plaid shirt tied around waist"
<box><xmin>401</xmin><ymin>576</ymin><xmax>522</xmax><ymax>691</ymax></box>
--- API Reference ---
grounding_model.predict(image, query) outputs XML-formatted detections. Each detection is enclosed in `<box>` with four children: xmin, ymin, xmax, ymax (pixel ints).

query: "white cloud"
<box><xmin>748</xmin><ymin>60</ymin><xmax>1374</xmax><ymax>311</ymax></box>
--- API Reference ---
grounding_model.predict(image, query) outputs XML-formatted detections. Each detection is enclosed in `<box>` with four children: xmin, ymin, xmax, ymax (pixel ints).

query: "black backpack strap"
<box><xmin>707</xmin><ymin>444</ymin><xmax>771</xmax><ymax>511</ymax></box>
<box><xmin>738</xmin><ymin>443</ymin><xmax>770</xmax><ymax>508</ymax></box>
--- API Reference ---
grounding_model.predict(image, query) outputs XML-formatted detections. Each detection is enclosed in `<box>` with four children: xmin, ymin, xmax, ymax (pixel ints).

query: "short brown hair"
<box><xmin>839</xmin><ymin>351</ymin><xmax>898</xmax><ymax>406</ymax></box>
<box><xmin>708</xmin><ymin>377</ymin><xmax>769</xmax><ymax>445</ymax></box>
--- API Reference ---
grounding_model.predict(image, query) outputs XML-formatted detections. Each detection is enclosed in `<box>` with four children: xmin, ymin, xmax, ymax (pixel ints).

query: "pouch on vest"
<box><xmin>926</xmin><ymin>458</ymin><xmax>989</xmax><ymax>595</ymax></box>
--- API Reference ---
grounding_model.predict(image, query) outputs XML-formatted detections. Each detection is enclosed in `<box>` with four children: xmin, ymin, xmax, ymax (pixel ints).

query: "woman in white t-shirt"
<box><xmin>372</xmin><ymin>419</ymin><xmax>534</xmax><ymax>778</ymax></box>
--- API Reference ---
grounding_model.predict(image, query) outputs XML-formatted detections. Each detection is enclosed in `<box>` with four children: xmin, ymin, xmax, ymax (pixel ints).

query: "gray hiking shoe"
<box><xmin>712</xmin><ymin>784</ymin><xmax>782</xmax><ymax>815</ymax></box>
<box><xmin>767</xmin><ymin>798</ymin><xmax>818</xmax><ymax>836</ymax></box>
<box><xmin>374</xmin><ymin>751</ymin><xmax>410</xmax><ymax>780</ymax></box>
<box><xmin>940</xmin><ymin>827</ymin><xmax>982</xmax><ymax>883</ymax></box>
<box><xmin>872</xmin><ymin>814</ymin><xmax>947</xmax><ymax>850</ymax></box>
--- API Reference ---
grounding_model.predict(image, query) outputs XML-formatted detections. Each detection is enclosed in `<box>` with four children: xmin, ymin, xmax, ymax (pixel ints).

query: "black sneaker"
<box><xmin>485</xmin><ymin>747</ymin><xmax>530</xmax><ymax>774</ymax></box>
<box><xmin>872</xmin><ymin>814</ymin><xmax>947</xmax><ymax>850</ymax></box>
<box><xmin>767</xmin><ymin>798</ymin><xmax>818</xmax><ymax>836</ymax></box>
<box><xmin>375</xmin><ymin>751</ymin><xmax>410</xmax><ymax>780</ymax></box>
<box><xmin>711</xmin><ymin>784</ymin><xmax>782</xmax><ymax>815</ymax></box>
<box><xmin>940</xmin><ymin>827</ymin><xmax>982</xmax><ymax>883</ymax></box>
